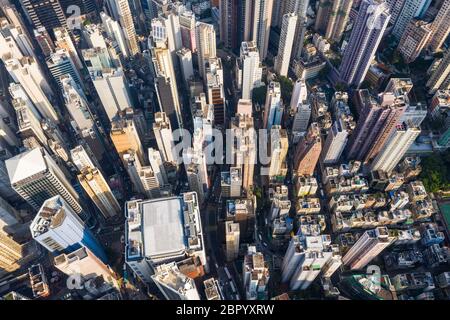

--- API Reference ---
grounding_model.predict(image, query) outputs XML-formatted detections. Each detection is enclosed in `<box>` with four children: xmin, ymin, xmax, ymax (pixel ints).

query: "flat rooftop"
<box><xmin>142</xmin><ymin>197</ymin><xmax>186</xmax><ymax>259</ymax></box>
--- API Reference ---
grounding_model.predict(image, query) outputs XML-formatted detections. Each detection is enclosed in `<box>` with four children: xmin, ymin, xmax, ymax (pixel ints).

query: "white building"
<box><xmin>152</xmin><ymin>262</ymin><xmax>200</xmax><ymax>300</ymax></box>
<box><xmin>240</xmin><ymin>41</ymin><xmax>262</xmax><ymax>100</ymax></box>
<box><xmin>370</xmin><ymin>122</ymin><xmax>421</xmax><ymax>173</ymax></box>
<box><xmin>125</xmin><ymin>192</ymin><xmax>207</xmax><ymax>283</ymax></box>
<box><xmin>91</xmin><ymin>68</ymin><xmax>133</xmax><ymax>120</ymax></box>
<box><xmin>274</xmin><ymin>13</ymin><xmax>298</xmax><ymax>76</ymax></box>
<box><xmin>264</xmin><ymin>82</ymin><xmax>283</xmax><ymax>130</ymax></box>
<box><xmin>281</xmin><ymin>235</ymin><xmax>342</xmax><ymax>290</ymax></box>
<box><xmin>30</xmin><ymin>196</ymin><xmax>106</xmax><ymax>262</ymax></box>
<box><xmin>6</xmin><ymin>148</ymin><xmax>82</xmax><ymax>214</ymax></box>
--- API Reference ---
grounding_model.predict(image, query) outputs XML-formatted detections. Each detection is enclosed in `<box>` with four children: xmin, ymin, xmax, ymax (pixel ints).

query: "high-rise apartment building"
<box><xmin>6</xmin><ymin>148</ymin><xmax>83</xmax><ymax>214</ymax></box>
<box><xmin>243</xmin><ymin>246</ymin><xmax>270</xmax><ymax>300</ymax></box>
<box><xmin>338</xmin><ymin>0</ymin><xmax>390</xmax><ymax>87</ymax></box>
<box><xmin>230</xmin><ymin>104</ymin><xmax>256</xmax><ymax>192</ymax></box>
<box><xmin>177</xmin><ymin>6</ymin><xmax>196</xmax><ymax>52</ymax></box>
<box><xmin>263</xmin><ymin>82</ymin><xmax>283</xmax><ymax>130</ymax></box>
<box><xmin>370</xmin><ymin>122</ymin><xmax>420</xmax><ymax>173</ymax></box>
<box><xmin>281</xmin><ymin>235</ymin><xmax>341</xmax><ymax>290</ymax></box>
<box><xmin>239</xmin><ymin>41</ymin><xmax>263</xmax><ymax>100</ymax></box>
<box><xmin>251</xmin><ymin>0</ymin><xmax>274</xmax><ymax>60</ymax></box>
<box><xmin>206</xmin><ymin>58</ymin><xmax>225</xmax><ymax>125</ymax></box>
<box><xmin>30</xmin><ymin>195</ymin><xmax>107</xmax><ymax>262</ymax></box>
<box><xmin>220</xmin><ymin>0</ymin><xmax>239</xmax><ymax>50</ymax></box>
<box><xmin>78</xmin><ymin>167</ymin><xmax>121</xmax><ymax>220</ymax></box>
<box><xmin>426</xmin><ymin>0</ymin><xmax>450</xmax><ymax>52</ymax></box>
<box><xmin>274</xmin><ymin>13</ymin><xmax>298</xmax><ymax>76</ymax></box>
<box><xmin>398</xmin><ymin>19</ymin><xmax>432</xmax><ymax>63</ymax></box>
<box><xmin>268</xmin><ymin>126</ymin><xmax>289</xmax><ymax>182</ymax></box>
<box><xmin>363</xmin><ymin>98</ymin><xmax>407</xmax><ymax>165</ymax></box>
<box><xmin>342</xmin><ymin>227</ymin><xmax>396</xmax><ymax>270</ymax></box>
<box><xmin>225</xmin><ymin>221</ymin><xmax>240</xmax><ymax>262</ymax></box>
<box><xmin>321</xmin><ymin>115</ymin><xmax>355</xmax><ymax>165</ymax></box>
<box><xmin>427</xmin><ymin>50</ymin><xmax>450</xmax><ymax>94</ymax></box>
<box><xmin>346</xmin><ymin>98</ymin><xmax>406</xmax><ymax>163</ymax></box>
<box><xmin>294</xmin><ymin>123</ymin><xmax>322</xmax><ymax>176</ymax></box>
<box><xmin>153</xmin><ymin>112</ymin><xmax>176</xmax><ymax>164</ymax></box>
<box><xmin>315</xmin><ymin>0</ymin><xmax>353</xmax><ymax>42</ymax></box>
<box><xmin>196</xmin><ymin>22</ymin><xmax>216</xmax><ymax>81</ymax></box>
<box><xmin>101</xmin><ymin>11</ymin><xmax>130</xmax><ymax>58</ymax></box>
<box><xmin>269</xmin><ymin>185</ymin><xmax>291</xmax><ymax>221</ymax></box>
<box><xmin>392</xmin><ymin>0</ymin><xmax>430</xmax><ymax>40</ymax></box>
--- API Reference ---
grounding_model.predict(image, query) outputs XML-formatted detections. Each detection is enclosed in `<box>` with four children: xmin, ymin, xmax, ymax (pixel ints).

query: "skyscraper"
<box><xmin>47</xmin><ymin>49</ymin><xmax>83</xmax><ymax>90</ymax></box>
<box><xmin>230</xmin><ymin>103</ymin><xmax>256</xmax><ymax>192</ymax></box>
<box><xmin>239</xmin><ymin>41</ymin><xmax>263</xmax><ymax>100</ymax></box>
<box><xmin>152</xmin><ymin>262</ymin><xmax>201</xmax><ymax>300</ymax></box>
<box><xmin>30</xmin><ymin>195</ymin><xmax>107</xmax><ymax>262</ymax></box>
<box><xmin>398</xmin><ymin>19</ymin><xmax>432</xmax><ymax>63</ymax></box>
<box><xmin>101</xmin><ymin>11</ymin><xmax>130</xmax><ymax>58</ymax></box>
<box><xmin>54</xmin><ymin>247</ymin><xmax>116</xmax><ymax>287</ymax></box>
<box><xmin>274</xmin><ymin>13</ymin><xmax>298</xmax><ymax>76</ymax></box>
<box><xmin>243</xmin><ymin>246</ymin><xmax>270</xmax><ymax>300</ymax></box>
<box><xmin>153</xmin><ymin>112</ymin><xmax>176</xmax><ymax>164</ymax></box>
<box><xmin>19</xmin><ymin>0</ymin><xmax>68</xmax><ymax>35</ymax></box>
<box><xmin>196</xmin><ymin>22</ymin><xmax>216</xmax><ymax>81</ymax></box>
<box><xmin>370</xmin><ymin>122</ymin><xmax>420</xmax><ymax>173</ymax></box>
<box><xmin>346</xmin><ymin>97</ymin><xmax>406</xmax><ymax>163</ymax></box>
<box><xmin>263</xmin><ymin>82</ymin><xmax>283</xmax><ymax>130</ymax></box>
<box><xmin>125</xmin><ymin>192</ymin><xmax>207</xmax><ymax>283</ymax></box>
<box><xmin>294</xmin><ymin>123</ymin><xmax>322</xmax><ymax>176</ymax></box>
<box><xmin>91</xmin><ymin>68</ymin><xmax>133</xmax><ymax>121</ymax></box>
<box><xmin>5</xmin><ymin>57</ymin><xmax>58</xmax><ymax>123</ymax></box>
<box><xmin>220</xmin><ymin>0</ymin><xmax>239</xmax><ymax>50</ymax></box>
<box><xmin>251</xmin><ymin>0</ymin><xmax>274</xmax><ymax>60</ymax></box>
<box><xmin>284</xmin><ymin>0</ymin><xmax>309</xmax><ymax>61</ymax></box>
<box><xmin>114</xmin><ymin>0</ymin><xmax>140</xmax><ymax>55</ymax></box>
<box><xmin>78</xmin><ymin>167</ymin><xmax>121</xmax><ymax>220</ymax></box>
<box><xmin>225</xmin><ymin>221</ymin><xmax>240</xmax><ymax>262</ymax></box>
<box><xmin>110</xmin><ymin>113</ymin><xmax>146</xmax><ymax>166</ymax></box>
<box><xmin>321</xmin><ymin>115</ymin><xmax>355</xmax><ymax>165</ymax></box>
<box><xmin>268</xmin><ymin>126</ymin><xmax>289</xmax><ymax>182</ymax></box>
<box><xmin>0</xmin><ymin>195</ymin><xmax>19</xmax><ymax>230</ymax></box>
<box><xmin>342</xmin><ymin>227</ymin><xmax>396</xmax><ymax>270</ymax></box>
<box><xmin>281</xmin><ymin>235</ymin><xmax>341</xmax><ymax>290</ymax></box>
<box><xmin>426</xmin><ymin>0</ymin><xmax>450</xmax><ymax>52</ymax></box>
<box><xmin>206</xmin><ymin>58</ymin><xmax>225</xmax><ymax>125</ymax></box>
<box><xmin>0</xmin><ymin>230</ymin><xmax>23</xmax><ymax>273</ymax></box>
<box><xmin>427</xmin><ymin>50</ymin><xmax>450</xmax><ymax>94</ymax></box>
<box><xmin>363</xmin><ymin>98</ymin><xmax>407</xmax><ymax>164</ymax></box>
<box><xmin>315</xmin><ymin>0</ymin><xmax>354</xmax><ymax>42</ymax></box>
<box><xmin>151</xmin><ymin>43</ymin><xmax>182</xmax><ymax>130</ymax></box>
<box><xmin>6</xmin><ymin>148</ymin><xmax>83</xmax><ymax>214</ymax></box>
<box><xmin>338</xmin><ymin>0</ymin><xmax>390</xmax><ymax>87</ymax></box>
<box><xmin>391</xmin><ymin>0</ymin><xmax>430</xmax><ymax>40</ymax></box>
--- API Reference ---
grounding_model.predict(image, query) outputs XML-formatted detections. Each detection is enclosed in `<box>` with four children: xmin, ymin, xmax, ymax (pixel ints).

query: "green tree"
<box><xmin>419</xmin><ymin>150</ymin><xmax>450</xmax><ymax>193</ymax></box>
<box><xmin>277</xmin><ymin>76</ymin><xmax>294</xmax><ymax>105</ymax></box>
<box><xmin>335</xmin><ymin>82</ymin><xmax>348</xmax><ymax>92</ymax></box>
<box><xmin>252</xmin><ymin>85</ymin><xmax>267</xmax><ymax>105</ymax></box>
